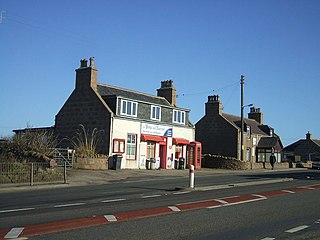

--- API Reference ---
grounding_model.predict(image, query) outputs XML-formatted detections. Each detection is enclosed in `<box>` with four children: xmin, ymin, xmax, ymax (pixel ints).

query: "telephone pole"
<box><xmin>240</xmin><ymin>75</ymin><xmax>244</xmax><ymax>161</ymax></box>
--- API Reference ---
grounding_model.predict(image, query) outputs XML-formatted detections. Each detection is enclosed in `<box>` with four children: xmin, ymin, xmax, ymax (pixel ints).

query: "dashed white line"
<box><xmin>4</xmin><ymin>227</ymin><xmax>24</xmax><ymax>239</ymax></box>
<box><xmin>54</xmin><ymin>202</ymin><xmax>86</xmax><ymax>208</ymax></box>
<box><xmin>0</xmin><ymin>207</ymin><xmax>35</xmax><ymax>214</ymax></box>
<box><xmin>298</xmin><ymin>186</ymin><xmax>316</xmax><ymax>190</ymax></box>
<box><xmin>252</xmin><ymin>194</ymin><xmax>267</xmax><ymax>199</ymax></box>
<box><xmin>168</xmin><ymin>206</ymin><xmax>181</xmax><ymax>212</ymax></box>
<box><xmin>141</xmin><ymin>194</ymin><xmax>161</xmax><ymax>199</ymax></box>
<box><xmin>282</xmin><ymin>190</ymin><xmax>295</xmax><ymax>194</ymax></box>
<box><xmin>173</xmin><ymin>191</ymin><xmax>191</xmax><ymax>195</ymax></box>
<box><xmin>101</xmin><ymin>198</ymin><xmax>126</xmax><ymax>203</ymax></box>
<box><xmin>104</xmin><ymin>214</ymin><xmax>117</xmax><ymax>222</ymax></box>
<box><xmin>261</xmin><ymin>237</ymin><xmax>275</xmax><ymax>240</ymax></box>
<box><xmin>285</xmin><ymin>225</ymin><xmax>309</xmax><ymax>233</ymax></box>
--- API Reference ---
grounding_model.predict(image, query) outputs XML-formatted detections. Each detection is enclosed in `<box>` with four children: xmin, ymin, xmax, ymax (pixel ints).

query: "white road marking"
<box><xmin>214</xmin><ymin>199</ymin><xmax>229</xmax><ymax>204</ymax></box>
<box><xmin>298</xmin><ymin>186</ymin><xmax>316</xmax><ymax>190</ymax></box>
<box><xmin>168</xmin><ymin>206</ymin><xmax>181</xmax><ymax>212</ymax></box>
<box><xmin>285</xmin><ymin>225</ymin><xmax>309</xmax><ymax>233</ymax></box>
<box><xmin>54</xmin><ymin>202</ymin><xmax>86</xmax><ymax>208</ymax></box>
<box><xmin>0</xmin><ymin>208</ymin><xmax>35</xmax><ymax>214</ymax></box>
<box><xmin>141</xmin><ymin>194</ymin><xmax>161</xmax><ymax>199</ymax></box>
<box><xmin>101</xmin><ymin>198</ymin><xmax>126</xmax><ymax>203</ymax></box>
<box><xmin>282</xmin><ymin>190</ymin><xmax>295</xmax><ymax>194</ymax></box>
<box><xmin>173</xmin><ymin>191</ymin><xmax>191</xmax><ymax>195</ymax></box>
<box><xmin>4</xmin><ymin>227</ymin><xmax>24</xmax><ymax>239</ymax></box>
<box><xmin>252</xmin><ymin>194</ymin><xmax>267</xmax><ymax>199</ymax></box>
<box><xmin>104</xmin><ymin>215</ymin><xmax>117</xmax><ymax>222</ymax></box>
<box><xmin>261</xmin><ymin>238</ymin><xmax>275</xmax><ymax>240</ymax></box>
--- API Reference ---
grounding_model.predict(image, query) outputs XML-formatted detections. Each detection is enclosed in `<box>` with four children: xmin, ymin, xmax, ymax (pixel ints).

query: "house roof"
<box><xmin>97</xmin><ymin>83</ymin><xmax>185</xmax><ymax>109</ymax></box>
<box><xmin>284</xmin><ymin>139</ymin><xmax>320</xmax><ymax>152</ymax></box>
<box><xmin>257</xmin><ymin>137</ymin><xmax>279</xmax><ymax>148</ymax></box>
<box><xmin>222</xmin><ymin>113</ymin><xmax>268</xmax><ymax>136</ymax></box>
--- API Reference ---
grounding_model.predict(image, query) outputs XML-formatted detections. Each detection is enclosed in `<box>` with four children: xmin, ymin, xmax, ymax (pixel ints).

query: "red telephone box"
<box><xmin>187</xmin><ymin>141</ymin><xmax>202</xmax><ymax>169</ymax></box>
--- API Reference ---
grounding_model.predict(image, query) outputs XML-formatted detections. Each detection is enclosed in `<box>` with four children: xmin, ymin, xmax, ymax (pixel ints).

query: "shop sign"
<box><xmin>141</xmin><ymin>123</ymin><xmax>173</xmax><ymax>137</ymax></box>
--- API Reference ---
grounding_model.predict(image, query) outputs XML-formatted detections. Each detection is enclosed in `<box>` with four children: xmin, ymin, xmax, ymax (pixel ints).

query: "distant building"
<box><xmin>283</xmin><ymin>132</ymin><xmax>320</xmax><ymax>162</ymax></box>
<box><xmin>54</xmin><ymin>57</ymin><xmax>198</xmax><ymax>169</ymax></box>
<box><xmin>195</xmin><ymin>95</ymin><xmax>283</xmax><ymax>163</ymax></box>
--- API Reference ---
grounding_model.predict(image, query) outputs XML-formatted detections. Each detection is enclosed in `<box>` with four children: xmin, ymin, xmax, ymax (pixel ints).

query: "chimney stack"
<box><xmin>75</xmin><ymin>57</ymin><xmax>98</xmax><ymax>91</ymax></box>
<box><xmin>248</xmin><ymin>107</ymin><xmax>263</xmax><ymax>124</ymax></box>
<box><xmin>306</xmin><ymin>131</ymin><xmax>312</xmax><ymax>140</ymax></box>
<box><xmin>205</xmin><ymin>95</ymin><xmax>223</xmax><ymax>115</ymax></box>
<box><xmin>157</xmin><ymin>80</ymin><xmax>177</xmax><ymax>106</ymax></box>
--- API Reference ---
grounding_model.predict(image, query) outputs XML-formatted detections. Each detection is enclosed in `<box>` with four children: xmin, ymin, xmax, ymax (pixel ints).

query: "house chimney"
<box><xmin>75</xmin><ymin>57</ymin><xmax>98</xmax><ymax>91</ymax></box>
<box><xmin>205</xmin><ymin>95</ymin><xmax>223</xmax><ymax>115</ymax></box>
<box><xmin>248</xmin><ymin>107</ymin><xmax>263</xmax><ymax>124</ymax></box>
<box><xmin>306</xmin><ymin>131</ymin><xmax>312</xmax><ymax>140</ymax></box>
<box><xmin>157</xmin><ymin>80</ymin><xmax>177</xmax><ymax>106</ymax></box>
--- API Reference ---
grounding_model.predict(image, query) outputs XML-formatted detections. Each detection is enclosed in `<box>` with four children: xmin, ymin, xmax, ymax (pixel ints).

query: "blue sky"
<box><xmin>0</xmin><ymin>0</ymin><xmax>319</xmax><ymax>146</ymax></box>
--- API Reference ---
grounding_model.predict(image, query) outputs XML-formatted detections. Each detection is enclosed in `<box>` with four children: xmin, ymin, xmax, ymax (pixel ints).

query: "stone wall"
<box><xmin>202</xmin><ymin>155</ymin><xmax>312</xmax><ymax>170</ymax></box>
<box><xmin>73</xmin><ymin>157</ymin><xmax>108</xmax><ymax>170</ymax></box>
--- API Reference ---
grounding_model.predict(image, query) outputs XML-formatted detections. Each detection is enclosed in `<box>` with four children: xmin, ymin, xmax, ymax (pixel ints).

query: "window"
<box><xmin>151</xmin><ymin>105</ymin><xmax>161</xmax><ymax>121</ymax></box>
<box><xmin>246</xmin><ymin>125</ymin><xmax>251</xmax><ymax>138</ymax></box>
<box><xmin>173</xmin><ymin>110</ymin><xmax>185</xmax><ymax>124</ymax></box>
<box><xmin>121</xmin><ymin>100</ymin><xmax>137</xmax><ymax>117</ymax></box>
<box><xmin>126</xmin><ymin>134</ymin><xmax>137</xmax><ymax>160</ymax></box>
<box><xmin>146</xmin><ymin>142</ymin><xmax>155</xmax><ymax>159</ymax></box>
<box><xmin>113</xmin><ymin>139</ymin><xmax>125</xmax><ymax>153</ymax></box>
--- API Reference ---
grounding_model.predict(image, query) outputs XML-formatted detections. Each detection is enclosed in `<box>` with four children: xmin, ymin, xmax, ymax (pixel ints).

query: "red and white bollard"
<box><xmin>189</xmin><ymin>164</ymin><xmax>195</xmax><ymax>189</ymax></box>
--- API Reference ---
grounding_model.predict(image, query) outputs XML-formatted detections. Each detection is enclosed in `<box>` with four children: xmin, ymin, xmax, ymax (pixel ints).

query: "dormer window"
<box><xmin>173</xmin><ymin>110</ymin><xmax>185</xmax><ymax>125</ymax></box>
<box><xmin>151</xmin><ymin>105</ymin><xmax>161</xmax><ymax>121</ymax></box>
<box><xmin>121</xmin><ymin>100</ymin><xmax>137</xmax><ymax>117</ymax></box>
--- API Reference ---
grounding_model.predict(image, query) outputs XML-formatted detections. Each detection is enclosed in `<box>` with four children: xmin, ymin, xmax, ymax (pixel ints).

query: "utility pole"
<box><xmin>240</xmin><ymin>75</ymin><xmax>244</xmax><ymax>161</ymax></box>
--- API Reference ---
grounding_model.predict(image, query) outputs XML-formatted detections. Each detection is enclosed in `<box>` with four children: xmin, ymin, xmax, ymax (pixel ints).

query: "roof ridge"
<box><xmin>97</xmin><ymin>82</ymin><xmax>166</xmax><ymax>100</ymax></box>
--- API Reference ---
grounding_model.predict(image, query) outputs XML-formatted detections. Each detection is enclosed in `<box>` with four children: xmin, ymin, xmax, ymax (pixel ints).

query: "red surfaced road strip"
<box><xmin>221</xmin><ymin>194</ymin><xmax>262</xmax><ymax>204</ymax></box>
<box><xmin>115</xmin><ymin>206</ymin><xmax>173</xmax><ymax>221</ymax></box>
<box><xmin>177</xmin><ymin>199</ymin><xmax>223</xmax><ymax>210</ymax></box>
<box><xmin>20</xmin><ymin>216</ymin><xmax>107</xmax><ymax>238</ymax></box>
<box><xmin>258</xmin><ymin>190</ymin><xmax>291</xmax><ymax>197</ymax></box>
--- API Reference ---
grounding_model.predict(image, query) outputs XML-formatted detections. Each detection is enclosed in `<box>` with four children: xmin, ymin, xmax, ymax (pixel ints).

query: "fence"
<box><xmin>0</xmin><ymin>162</ymin><xmax>67</xmax><ymax>186</ymax></box>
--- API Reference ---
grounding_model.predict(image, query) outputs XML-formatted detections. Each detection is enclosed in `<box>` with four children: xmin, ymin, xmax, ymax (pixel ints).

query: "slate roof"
<box><xmin>284</xmin><ymin>139</ymin><xmax>320</xmax><ymax>151</ymax></box>
<box><xmin>222</xmin><ymin>113</ymin><xmax>268</xmax><ymax>136</ymax></box>
<box><xmin>257</xmin><ymin>137</ymin><xmax>279</xmax><ymax>148</ymax></box>
<box><xmin>97</xmin><ymin>83</ymin><xmax>176</xmax><ymax>108</ymax></box>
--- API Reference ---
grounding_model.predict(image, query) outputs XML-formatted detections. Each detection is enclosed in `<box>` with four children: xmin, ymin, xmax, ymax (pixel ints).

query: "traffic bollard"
<box><xmin>189</xmin><ymin>164</ymin><xmax>195</xmax><ymax>189</ymax></box>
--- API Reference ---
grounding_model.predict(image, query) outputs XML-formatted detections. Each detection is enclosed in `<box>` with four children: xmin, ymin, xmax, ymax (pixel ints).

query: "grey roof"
<box><xmin>257</xmin><ymin>137</ymin><xmax>278</xmax><ymax>148</ymax></box>
<box><xmin>222</xmin><ymin>113</ymin><xmax>268</xmax><ymax>136</ymax></box>
<box><xmin>97</xmin><ymin>83</ymin><xmax>172</xmax><ymax>107</ymax></box>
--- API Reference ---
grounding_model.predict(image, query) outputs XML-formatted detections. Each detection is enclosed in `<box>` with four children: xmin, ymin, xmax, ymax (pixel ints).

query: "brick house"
<box><xmin>283</xmin><ymin>132</ymin><xmax>320</xmax><ymax>162</ymax></box>
<box><xmin>55</xmin><ymin>58</ymin><xmax>198</xmax><ymax>169</ymax></box>
<box><xmin>195</xmin><ymin>95</ymin><xmax>282</xmax><ymax>163</ymax></box>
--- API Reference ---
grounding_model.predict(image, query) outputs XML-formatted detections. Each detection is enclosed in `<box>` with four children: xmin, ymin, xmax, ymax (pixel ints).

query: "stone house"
<box><xmin>283</xmin><ymin>132</ymin><xmax>320</xmax><ymax>162</ymax></box>
<box><xmin>55</xmin><ymin>57</ymin><xmax>198</xmax><ymax>169</ymax></box>
<box><xmin>195</xmin><ymin>95</ymin><xmax>283</xmax><ymax>163</ymax></box>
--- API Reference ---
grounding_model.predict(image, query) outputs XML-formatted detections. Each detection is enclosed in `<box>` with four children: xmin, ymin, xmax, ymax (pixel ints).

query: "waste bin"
<box><xmin>146</xmin><ymin>159</ymin><xmax>150</xmax><ymax>170</ymax></box>
<box><xmin>179</xmin><ymin>157</ymin><xmax>185</xmax><ymax>170</ymax></box>
<box><xmin>150</xmin><ymin>158</ymin><xmax>156</xmax><ymax>170</ymax></box>
<box><xmin>174</xmin><ymin>159</ymin><xmax>179</xmax><ymax>169</ymax></box>
<box><xmin>111</xmin><ymin>154</ymin><xmax>122</xmax><ymax>170</ymax></box>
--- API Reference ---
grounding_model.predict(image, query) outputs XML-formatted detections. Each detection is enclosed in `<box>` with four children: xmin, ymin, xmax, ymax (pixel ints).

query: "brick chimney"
<box><xmin>248</xmin><ymin>107</ymin><xmax>263</xmax><ymax>124</ymax></box>
<box><xmin>205</xmin><ymin>95</ymin><xmax>223</xmax><ymax>115</ymax></box>
<box><xmin>157</xmin><ymin>80</ymin><xmax>177</xmax><ymax>106</ymax></box>
<box><xmin>306</xmin><ymin>131</ymin><xmax>312</xmax><ymax>140</ymax></box>
<box><xmin>75</xmin><ymin>57</ymin><xmax>98</xmax><ymax>91</ymax></box>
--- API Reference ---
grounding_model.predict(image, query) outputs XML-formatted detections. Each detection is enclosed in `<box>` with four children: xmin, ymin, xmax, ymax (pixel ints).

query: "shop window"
<box><xmin>146</xmin><ymin>142</ymin><xmax>155</xmax><ymax>159</ymax></box>
<box><xmin>151</xmin><ymin>105</ymin><xmax>161</xmax><ymax>121</ymax></box>
<box><xmin>173</xmin><ymin>110</ymin><xmax>185</xmax><ymax>124</ymax></box>
<box><xmin>113</xmin><ymin>139</ymin><xmax>125</xmax><ymax>153</ymax></box>
<box><xmin>175</xmin><ymin>145</ymin><xmax>183</xmax><ymax>158</ymax></box>
<box><xmin>121</xmin><ymin>100</ymin><xmax>137</xmax><ymax>117</ymax></box>
<box><xmin>126</xmin><ymin>134</ymin><xmax>137</xmax><ymax>160</ymax></box>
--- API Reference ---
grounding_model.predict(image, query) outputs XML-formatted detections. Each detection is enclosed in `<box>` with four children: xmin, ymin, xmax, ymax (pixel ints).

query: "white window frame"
<box><xmin>173</xmin><ymin>110</ymin><xmax>185</xmax><ymax>124</ymax></box>
<box><xmin>151</xmin><ymin>105</ymin><xmax>161</xmax><ymax>121</ymax></box>
<box><xmin>126</xmin><ymin>133</ymin><xmax>137</xmax><ymax>160</ymax></box>
<box><xmin>121</xmin><ymin>99</ymin><xmax>138</xmax><ymax>117</ymax></box>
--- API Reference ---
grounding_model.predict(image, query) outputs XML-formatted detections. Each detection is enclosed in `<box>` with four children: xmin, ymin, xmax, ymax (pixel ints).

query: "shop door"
<box><xmin>160</xmin><ymin>145</ymin><xmax>166</xmax><ymax>169</ymax></box>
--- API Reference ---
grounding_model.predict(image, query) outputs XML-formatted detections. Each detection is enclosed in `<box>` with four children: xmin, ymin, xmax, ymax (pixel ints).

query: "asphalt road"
<box><xmin>1</xmin><ymin>169</ymin><xmax>320</xmax><ymax>239</ymax></box>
